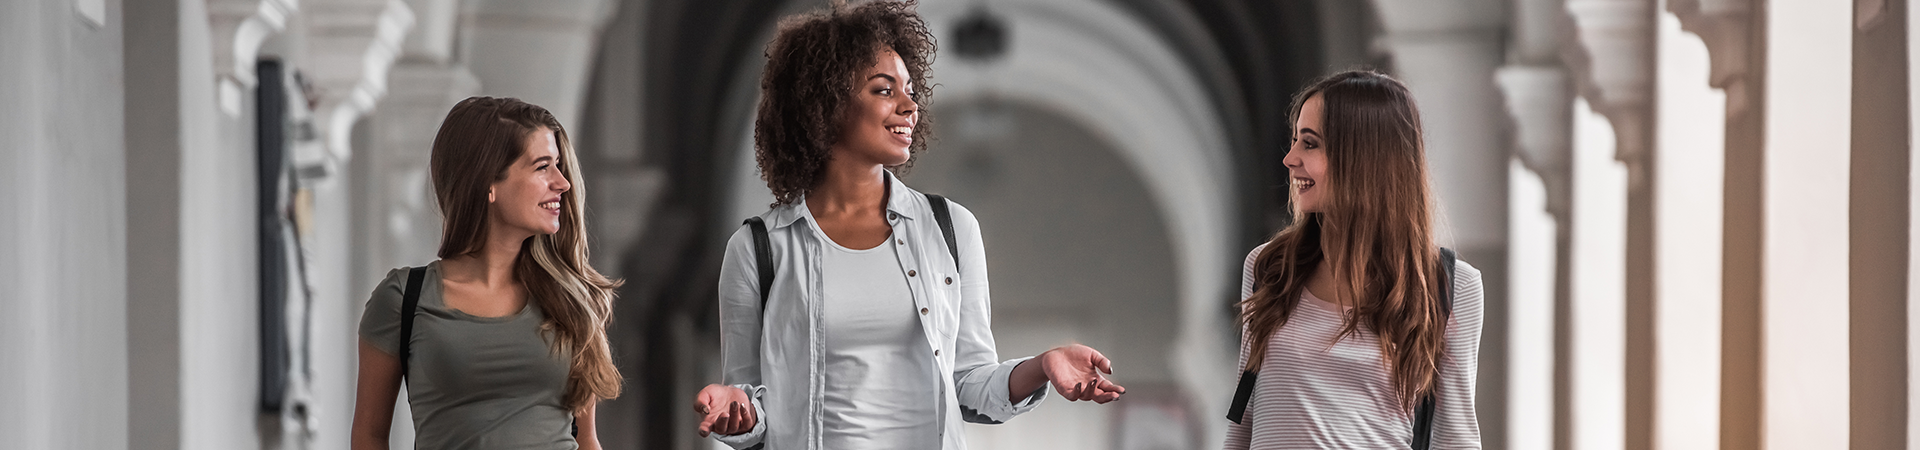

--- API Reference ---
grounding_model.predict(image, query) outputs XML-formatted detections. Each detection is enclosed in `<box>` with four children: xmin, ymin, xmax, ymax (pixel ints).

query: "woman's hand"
<box><xmin>694</xmin><ymin>384</ymin><xmax>757</xmax><ymax>437</ymax></box>
<box><xmin>1011</xmin><ymin>344</ymin><xmax>1126</xmax><ymax>403</ymax></box>
<box><xmin>1039</xmin><ymin>344</ymin><xmax>1126</xmax><ymax>403</ymax></box>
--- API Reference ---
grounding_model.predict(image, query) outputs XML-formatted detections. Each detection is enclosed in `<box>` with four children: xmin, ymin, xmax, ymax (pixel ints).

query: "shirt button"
<box><xmin>920</xmin><ymin>307</ymin><xmax>929</xmax><ymax>315</ymax></box>
<box><xmin>935</xmin><ymin>349</ymin><xmax>941</xmax><ymax>356</ymax></box>
<box><xmin>945</xmin><ymin>277</ymin><xmax>953</xmax><ymax>285</ymax></box>
<box><xmin>897</xmin><ymin>239</ymin><xmax>904</xmax><ymax>245</ymax></box>
<box><xmin>908</xmin><ymin>270</ymin><xmax>917</xmax><ymax>277</ymax></box>
<box><xmin>889</xmin><ymin>212</ymin><xmax>898</xmax><ymax>220</ymax></box>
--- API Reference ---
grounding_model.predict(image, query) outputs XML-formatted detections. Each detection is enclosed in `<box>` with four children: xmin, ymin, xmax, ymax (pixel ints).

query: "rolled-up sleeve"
<box><xmin>954</xmin><ymin>355</ymin><xmax>1046</xmax><ymax>423</ymax></box>
<box><xmin>713</xmin><ymin>225</ymin><xmax>769</xmax><ymax>449</ymax></box>
<box><xmin>712</xmin><ymin>383</ymin><xmax>769</xmax><ymax>449</ymax></box>
<box><xmin>948</xmin><ymin>202</ymin><xmax>1048</xmax><ymax>424</ymax></box>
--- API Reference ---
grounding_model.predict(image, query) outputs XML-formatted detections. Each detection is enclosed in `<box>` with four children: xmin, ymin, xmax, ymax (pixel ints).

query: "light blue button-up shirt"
<box><xmin>713</xmin><ymin>173</ymin><xmax>1047</xmax><ymax>450</ymax></box>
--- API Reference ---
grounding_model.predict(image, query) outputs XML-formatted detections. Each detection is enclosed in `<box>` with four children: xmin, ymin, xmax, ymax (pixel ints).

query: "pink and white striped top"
<box><xmin>1223</xmin><ymin>245</ymin><xmax>1484</xmax><ymax>449</ymax></box>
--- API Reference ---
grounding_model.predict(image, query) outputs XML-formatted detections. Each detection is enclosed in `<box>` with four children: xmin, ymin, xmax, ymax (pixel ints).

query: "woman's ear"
<box><xmin>488</xmin><ymin>189</ymin><xmax>495</xmax><ymax>203</ymax></box>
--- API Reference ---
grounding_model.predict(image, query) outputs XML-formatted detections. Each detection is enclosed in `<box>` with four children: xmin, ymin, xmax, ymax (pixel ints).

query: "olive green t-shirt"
<box><xmin>359</xmin><ymin>261</ymin><xmax>576</xmax><ymax>450</ymax></box>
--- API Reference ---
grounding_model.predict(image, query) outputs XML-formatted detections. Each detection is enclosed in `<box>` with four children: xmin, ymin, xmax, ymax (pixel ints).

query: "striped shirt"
<box><xmin>1223</xmin><ymin>245</ymin><xmax>1484</xmax><ymax>449</ymax></box>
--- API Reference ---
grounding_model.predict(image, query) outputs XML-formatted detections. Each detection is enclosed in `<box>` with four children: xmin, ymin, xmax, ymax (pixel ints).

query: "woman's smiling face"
<box><xmin>1285</xmin><ymin>93</ymin><xmax>1328</xmax><ymax>213</ymax></box>
<box><xmin>834</xmin><ymin>47</ymin><xmax>919</xmax><ymax>167</ymax></box>
<box><xmin>490</xmin><ymin>127</ymin><xmax>571</xmax><ymax>237</ymax></box>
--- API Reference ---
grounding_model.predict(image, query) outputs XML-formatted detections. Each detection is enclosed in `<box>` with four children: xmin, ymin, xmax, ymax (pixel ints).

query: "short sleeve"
<box><xmin>357</xmin><ymin>267</ymin><xmax>410</xmax><ymax>356</ymax></box>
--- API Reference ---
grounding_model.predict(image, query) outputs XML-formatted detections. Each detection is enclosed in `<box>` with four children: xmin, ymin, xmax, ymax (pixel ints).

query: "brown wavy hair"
<box><xmin>754</xmin><ymin>0</ymin><xmax>936</xmax><ymax>206</ymax></box>
<box><xmin>429</xmin><ymin>96</ymin><xmax>623</xmax><ymax>413</ymax></box>
<box><xmin>1238</xmin><ymin>71</ymin><xmax>1447</xmax><ymax>413</ymax></box>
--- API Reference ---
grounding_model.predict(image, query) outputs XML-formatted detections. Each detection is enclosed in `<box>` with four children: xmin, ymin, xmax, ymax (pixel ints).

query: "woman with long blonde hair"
<box><xmin>351</xmin><ymin>97</ymin><xmax>622</xmax><ymax>450</ymax></box>
<box><xmin>1224</xmin><ymin>71</ymin><xmax>1483</xmax><ymax>449</ymax></box>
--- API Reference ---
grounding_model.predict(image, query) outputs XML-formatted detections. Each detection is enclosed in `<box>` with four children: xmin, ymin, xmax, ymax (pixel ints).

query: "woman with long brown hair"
<box><xmin>350</xmin><ymin>97</ymin><xmax>622</xmax><ymax>449</ymax></box>
<box><xmin>1223</xmin><ymin>71</ymin><xmax>1483</xmax><ymax>449</ymax></box>
<box><xmin>692</xmin><ymin>2</ymin><xmax>1125</xmax><ymax>449</ymax></box>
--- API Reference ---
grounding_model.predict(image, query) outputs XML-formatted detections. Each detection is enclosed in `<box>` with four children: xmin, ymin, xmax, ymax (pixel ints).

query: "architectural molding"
<box><xmin>1669</xmin><ymin>0</ymin><xmax>1753</xmax><ymax>116</ymax></box>
<box><xmin>1564</xmin><ymin>0</ymin><xmax>1655</xmax><ymax>187</ymax></box>
<box><xmin>300</xmin><ymin>0</ymin><xmax>414</xmax><ymax>184</ymax></box>
<box><xmin>1498</xmin><ymin>65</ymin><xmax>1575</xmax><ymax>220</ymax></box>
<box><xmin>209</xmin><ymin>0</ymin><xmax>300</xmax><ymax>116</ymax></box>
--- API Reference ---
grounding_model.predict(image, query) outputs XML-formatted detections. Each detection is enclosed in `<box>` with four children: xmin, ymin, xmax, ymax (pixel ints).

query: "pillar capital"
<box><xmin>299</xmin><ymin>0</ymin><xmax>414</xmax><ymax>184</ymax></box>
<box><xmin>1498</xmin><ymin>65</ymin><xmax>1575</xmax><ymax>221</ymax></box>
<box><xmin>1564</xmin><ymin>0</ymin><xmax>1656</xmax><ymax>189</ymax></box>
<box><xmin>209</xmin><ymin>0</ymin><xmax>299</xmax><ymax>115</ymax></box>
<box><xmin>1668</xmin><ymin>0</ymin><xmax>1752</xmax><ymax>116</ymax></box>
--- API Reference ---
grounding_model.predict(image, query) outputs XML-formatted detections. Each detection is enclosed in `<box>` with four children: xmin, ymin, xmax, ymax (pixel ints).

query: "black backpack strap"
<box><xmin>399</xmin><ymin>266</ymin><xmax>426</xmax><ymax>383</ymax></box>
<box><xmin>1411</xmin><ymin>247</ymin><xmax>1458</xmax><ymax>450</ymax></box>
<box><xmin>1225</xmin><ymin>369</ymin><xmax>1258</xmax><ymax>424</ymax></box>
<box><xmin>745</xmin><ymin>217</ymin><xmax>775</xmax><ymax>311</ymax></box>
<box><xmin>1439</xmin><ymin>248</ymin><xmax>1456</xmax><ymax>316</ymax></box>
<box><xmin>926</xmin><ymin>194</ymin><xmax>960</xmax><ymax>271</ymax></box>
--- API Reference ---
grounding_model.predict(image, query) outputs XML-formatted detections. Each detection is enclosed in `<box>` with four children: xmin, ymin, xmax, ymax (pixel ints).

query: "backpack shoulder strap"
<box><xmin>1439</xmin><ymin>247</ymin><xmax>1457</xmax><ymax>316</ymax></box>
<box><xmin>745</xmin><ymin>217</ymin><xmax>775</xmax><ymax>311</ymax></box>
<box><xmin>399</xmin><ymin>266</ymin><xmax>426</xmax><ymax>383</ymax></box>
<box><xmin>1411</xmin><ymin>247</ymin><xmax>1458</xmax><ymax>450</ymax></box>
<box><xmin>926</xmin><ymin>194</ymin><xmax>960</xmax><ymax>271</ymax></box>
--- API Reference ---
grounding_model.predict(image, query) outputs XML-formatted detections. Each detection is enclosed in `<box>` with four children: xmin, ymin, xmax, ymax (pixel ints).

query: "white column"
<box><xmin>1571</xmin><ymin>96</ymin><xmax>1629</xmax><ymax>450</ymax></box>
<box><xmin>1495</xmin><ymin>63</ymin><xmax>1568</xmax><ymax>450</ymax></box>
<box><xmin>1653</xmin><ymin>3</ymin><xmax>1726</xmax><ymax>449</ymax></box>
<box><xmin>1497</xmin><ymin>0</ymin><xmax>1573</xmax><ymax>446</ymax></box>
<box><xmin>1762</xmin><ymin>0</ymin><xmax>1851</xmax><ymax>447</ymax></box>
<box><xmin>1666</xmin><ymin>0</ymin><xmax>1757</xmax><ymax>447</ymax></box>
<box><xmin>1559</xmin><ymin>2</ymin><xmax>1651</xmax><ymax>446</ymax></box>
<box><xmin>1</xmin><ymin>1</ymin><xmax>129</xmax><ymax>449</ymax></box>
<box><xmin>1505</xmin><ymin>158</ymin><xmax>1558</xmax><ymax>450</ymax></box>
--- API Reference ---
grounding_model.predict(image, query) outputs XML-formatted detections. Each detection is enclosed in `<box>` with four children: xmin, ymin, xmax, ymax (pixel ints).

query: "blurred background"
<box><xmin>0</xmin><ymin>0</ymin><xmax>1908</xmax><ymax>448</ymax></box>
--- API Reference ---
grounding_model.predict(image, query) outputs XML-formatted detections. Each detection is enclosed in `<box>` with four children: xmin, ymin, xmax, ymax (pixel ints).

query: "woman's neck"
<box><xmin>444</xmin><ymin>228</ymin><xmax>529</xmax><ymax>289</ymax></box>
<box><xmin>1309</xmin><ymin>238</ymin><xmax>1348</xmax><ymax>308</ymax></box>
<box><xmin>806</xmin><ymin>157</ymin><xmax>888</xmax><ymax>217</ymax></box>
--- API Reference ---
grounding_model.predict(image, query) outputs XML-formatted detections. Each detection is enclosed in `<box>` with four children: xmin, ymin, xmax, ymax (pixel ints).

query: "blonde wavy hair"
<box><xmin>428</xmin><ymin>96</ymin><xmax>622</xmax><ymax>413</ymax></box>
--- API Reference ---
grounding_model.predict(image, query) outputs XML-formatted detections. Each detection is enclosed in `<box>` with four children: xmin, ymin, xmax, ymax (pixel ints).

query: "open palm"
<box><xmin>1038</xmin><ymin>344</ymin><xmax>1126</xmax><ymax>403</ymax></box>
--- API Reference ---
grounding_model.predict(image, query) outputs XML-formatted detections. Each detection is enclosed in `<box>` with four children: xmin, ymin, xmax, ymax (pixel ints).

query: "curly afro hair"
<box><xmin>754</xmin><ymin>0</ymin><xmax>937</xmax><ymax>206</ymax></box>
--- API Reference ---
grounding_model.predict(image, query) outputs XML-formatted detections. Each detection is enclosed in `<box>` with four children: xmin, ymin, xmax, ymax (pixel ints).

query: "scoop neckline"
<box><xmin>1301</xmin><ymin>288</ymin><xmax>1349</xmax><ymax>314</ymax></box>
<box><xmin>425</xmin><ymin>260</ymin><xmax>535</xmax><ymax>323</ymax></box>
<box><xmin>805</xmin><ymin>217</ymin><xmax>892</xmax><ymax>253</ymax></box>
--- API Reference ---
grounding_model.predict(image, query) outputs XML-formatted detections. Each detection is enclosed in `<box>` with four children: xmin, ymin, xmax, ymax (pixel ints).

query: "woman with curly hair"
<box><xmin>1223</xmin><ymin>71</ymin><xmax>1483</xmax><ymax>449</ymax></box>
<box><xmin>693</xmin><ymin>2</ymin><xmax>1126</xmax><ymax>449</ymax></box>
<box><xmin>351</xmin><ymin>97</ymin><xmax>622</xmax><ymax>450</ymax></box>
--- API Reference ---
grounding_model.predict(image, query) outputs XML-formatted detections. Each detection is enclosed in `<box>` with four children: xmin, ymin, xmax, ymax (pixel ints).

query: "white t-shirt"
<box><xmin>1223</xmin><ymin>244</ymin><xmax>1485</xmax><ymax>449</ymax></box>
<box><xmin>817</xmin><ymin>228</ymin><xmax>940</xmax><ymax>449</ymax></box>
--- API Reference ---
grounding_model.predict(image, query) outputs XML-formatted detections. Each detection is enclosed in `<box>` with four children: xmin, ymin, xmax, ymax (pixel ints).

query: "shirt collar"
<box><xmin>762</xmin><ymin>170</ymin><xmax>920</xmax><ymax>229</ymax></box>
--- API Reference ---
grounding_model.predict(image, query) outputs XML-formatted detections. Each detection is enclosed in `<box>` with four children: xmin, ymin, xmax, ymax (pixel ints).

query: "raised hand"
<box><xmin>1036</xmin><ymin>344</ymin><xmax>1126</xmax><ymax>403</ymax></box>
<box><xmin>694</xmin><ymin>384</ymin><xmax>757</xmax><ymax>437</ymax></box>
